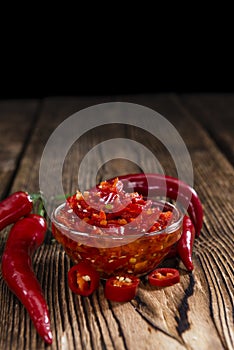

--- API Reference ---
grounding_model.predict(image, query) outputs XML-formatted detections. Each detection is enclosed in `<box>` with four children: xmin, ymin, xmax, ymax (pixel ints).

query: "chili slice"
<box><xmin>104</xmin><ymin>275</ymin><xmax>140</xmax><ymax>302</ymax></box>
<box><xmin>148</xmin><ymin>268</ymin><xmax>180</xmax><ymax>287</ymax></box>
<box><xmin>68</xmin><ymin>261</ymin><xmax>100</xmax><ymax>296</ymax></box>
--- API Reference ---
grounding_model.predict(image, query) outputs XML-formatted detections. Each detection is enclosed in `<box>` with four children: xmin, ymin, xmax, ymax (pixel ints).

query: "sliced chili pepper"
<box><xmin>148</xmin><ymin>268</ymin><xmax>180</xmax><ymax>287</ymax></box>
<box><xmin>109</xmin><ymin>173</ymin><xmax>203</xmax><ymax>237</ymax></box>
<box><xmin>177</xmin><ymin>215</ymin><xmax>195</xmax><ymax>271</ymax></box>
<box><xmin>1</xmin><ymin>214</ymin><xmax>52</xmax><ymax>344</ymax></box>
<box><xmin>68</xmin><ymin>261</ymin><xmax>100</xmax><ymax>296</ymax></box>
<box><xmin>104</xmin><ymin>274</ymin><xmax>140</xmax><ymax>302</ymax></box>
<box><xmin>0</xmin><ymin>191</ymin><xmax>33</xmax><ymax>231</ymax></box>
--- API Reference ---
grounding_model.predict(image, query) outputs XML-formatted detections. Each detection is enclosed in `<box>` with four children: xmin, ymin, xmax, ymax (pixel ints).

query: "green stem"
<box><xmin>29</xmin><ymin>192</ymin><xmax>71</xmax><ymax>217</ymax></box>
<box><xmin>30</xmin><ymin>193</ymin><xmax>42</xmax><ymax>202</ymax></box>
<box><xmin>37</xmin><ymin>200</ymin><xmax>45</xmax><ymax>217</ymax></box>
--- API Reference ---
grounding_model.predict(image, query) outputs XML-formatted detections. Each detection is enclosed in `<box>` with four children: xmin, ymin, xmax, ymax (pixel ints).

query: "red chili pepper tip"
<box><xmin>177</xmin><ymin>215</ymin><xmax>195</xmax><ymax>271</ymax></box>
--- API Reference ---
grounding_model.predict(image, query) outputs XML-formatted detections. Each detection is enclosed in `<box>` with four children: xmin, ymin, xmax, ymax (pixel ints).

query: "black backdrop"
<box><xmin>1</xmin><ymin>8</ymin><xmax>234</xmax><ymax>99</ymax></box>
<box><xmin>1</xmin><ymin>45</ymin><xmax>233</xmax><ymax>98</ymax></box>
<box><xmin>1</xmin><ymin>69</ymin><xmax>233</xmax><ymax>99</ymax></box>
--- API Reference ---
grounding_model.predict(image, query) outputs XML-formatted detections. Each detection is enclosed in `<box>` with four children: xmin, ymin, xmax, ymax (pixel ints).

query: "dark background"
<box><xmin>1</xmin><ymin>32</ymin><xmax>233</xmax><ymax>99</ymax></box>
<box><xmin>1</xmin><ymin>5</ymin><xmax>233</xmax><ymax>99</ymax></box>
<box><xmin>1</xmin><ymin>57</ymin><xmax>233</xmax><ymax>99</ymax></box>
<box><xmin>1</xmin><ymin>65</ymin><xmax>233</xmax><ymax>99</ymax></box>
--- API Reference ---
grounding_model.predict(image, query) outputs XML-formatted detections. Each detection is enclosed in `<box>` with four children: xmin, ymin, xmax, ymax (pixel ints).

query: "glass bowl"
<box><xmin>51</xmin><ymin>200</ymin><xmax>183</xmax><ymax>279</ymax></box>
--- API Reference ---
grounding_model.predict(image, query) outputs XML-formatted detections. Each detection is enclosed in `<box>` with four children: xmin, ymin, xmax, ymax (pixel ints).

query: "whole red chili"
<box><xmin>1</xmin><ymin>214</ymin><xmax>53</xmax><ymax>345</ymax></box>
<box><xmin>0</xmin><ymin>191</ymin><xmax>33</xmax><ymax>231</ymax></box>
<box><xmin>110</xmin><ymin>173</ymin><xmax>203</xmax><ymax>237</ymax></box>
<box><xmin>177</xmin><ymin>215</ymin><xmax>195</xmax><ymax>271</ymax></box>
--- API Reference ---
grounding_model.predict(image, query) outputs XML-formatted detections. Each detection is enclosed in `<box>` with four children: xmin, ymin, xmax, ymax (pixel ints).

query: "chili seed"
<box><xmin>83</xmin><ymin>191</ymin><xmax>89</xmax><ymax>199</ymax></box>
<box><xmin>100</xmin><ymin>220</ymin><xmax>107</xmax><ymax>226</ymax></box>
<box><xmin>76</xmin><ymin>192</ymin><xmax>83</xmax><ymax>200</ymax></box>
<box><xmin>124</xmin><ymin>277</ymin><xmax>132</xmax><ymax>283</ymax></box>
<box><xmin>82</xmin><ymin>275</ymin><xmax>91</xmax><ymax>282</ymax></box>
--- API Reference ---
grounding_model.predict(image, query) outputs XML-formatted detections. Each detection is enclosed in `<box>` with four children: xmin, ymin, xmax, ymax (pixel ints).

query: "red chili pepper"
<box><xmin>177</xmin><ymin>215</ymin><xmax>195</xmax><ymax>271</ymax></box>
<box><xmin>148</xmin><ymin>268</ymin><xmax>180</xmax><ymax>287</ymax></box>
<box><xmin>1</xmin><ymin>214</ymin><xmax>53</xmax><ymax>345</ymax></box>
<box><xmin>104</xmin><ymin>274</ymin><xmax>140</xmax><ymax>302</ymax></box>
<box><xmin>68</xmin><ymin>261</ymin><xmax>100</xmax><ymax>296</ymax></box>
<box><xmin>110</xmin><ymin>173</ymin><xmax>203</xmax><ymax>237</ymax></box>
<box><xmin>0</xmin><ymin>191</ymin><xmax>33</xmax><ymax>231</ymax></box>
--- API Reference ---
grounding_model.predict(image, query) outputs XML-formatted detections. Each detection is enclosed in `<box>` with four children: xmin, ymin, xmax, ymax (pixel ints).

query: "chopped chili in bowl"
<box><xmin>51</xmin><ymin>178</ymin><xmax>183</xmax><ymax>279</ymax></box>
<box><xmin>63</xmin><ymin>178</ymin><xmax>174</xmax><ymax>234</ymax></box>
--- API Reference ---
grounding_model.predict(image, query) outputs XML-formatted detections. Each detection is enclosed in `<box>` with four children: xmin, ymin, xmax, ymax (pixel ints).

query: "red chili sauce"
<box><xmin>52</xmin><ymin>178</ymin><xmax>182</xmax><ymax>278</ymax></box>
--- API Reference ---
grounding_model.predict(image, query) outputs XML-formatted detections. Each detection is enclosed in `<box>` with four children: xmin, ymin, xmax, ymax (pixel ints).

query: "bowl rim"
<box><xmin>51</xmin><ymin>200</ymin><xmax>184</xmax><ymax>242</ymax></box>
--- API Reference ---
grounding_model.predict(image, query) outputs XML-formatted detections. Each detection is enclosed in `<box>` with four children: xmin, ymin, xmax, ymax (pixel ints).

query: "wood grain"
<box><xmin>112</xmin><ymin>94</ymin><xmax>234</xmax><ymax>349</ymax></box>
<box><xmin>0</xmin><ymin>99</ymin><xmax>39</xmax><ymax>198</ymax></box>
<box><xmin>178</xmin><ymin>94</ymin><xmax>234</xmax><ymax>165</ymax></box>
<box><xmin>0</xmin><ymin>95</ymin><xmax>233</xmax><ymax>350</ymax></box>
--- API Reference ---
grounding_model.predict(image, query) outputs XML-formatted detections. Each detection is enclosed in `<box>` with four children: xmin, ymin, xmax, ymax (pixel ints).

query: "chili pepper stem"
<box><xmin>29</xmin><ymin>192</ymin><xmax>73</xmax><ymax>218</ymax></box>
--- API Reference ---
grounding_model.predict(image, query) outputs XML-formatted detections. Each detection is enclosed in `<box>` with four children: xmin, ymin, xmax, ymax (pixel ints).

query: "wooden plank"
<box><xmin>178</xmin><ymin>94</ymin><xmax>234</xmax><ymax>165</ymax></box>
<box><xmin>107</xmin><ymin>94</ymin><xmax>233</xmax><ymax>349</ymax></box>
<box><xmin>0</xmin><ymin>95</ymin><xmax>233</xmax><ymax>350</ymax></box>
<box><xmin>7</xmin><ymin>96</ymin><xmax>122</xmax><ymax>194</ymax></box>
<box><xmin>0</xmin><ymin>99</ymin><xmax>39</xmax><ymax>198</ymax></box>
<box><xmin>121</xmin><ymin>94</ymin><xmax>234</xmax><ymax>349</ymax></box>
<box><xmin>0</xmin><ymin>96</ymin><xmax>121</xmax><ymax>350</ymax></box>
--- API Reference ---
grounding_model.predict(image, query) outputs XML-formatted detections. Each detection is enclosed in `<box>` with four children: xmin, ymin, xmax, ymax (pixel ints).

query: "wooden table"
<box><xmin>0</xmin><ymin>94</ymin><xmax>233</xmax><ymax>350</ymax></box>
